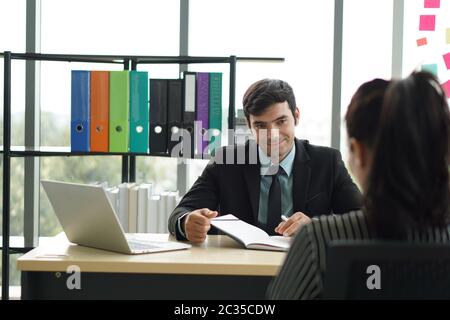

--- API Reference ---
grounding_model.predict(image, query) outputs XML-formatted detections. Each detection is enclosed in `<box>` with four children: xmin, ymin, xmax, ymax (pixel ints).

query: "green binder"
<box><xmin>109</xmin><ymin>71</ymin><xmax>130</xmax><ymax>152</ymax></box>
<box><xmin>208</xmin><ymin>73</ymin><xmax>222</xmax><ymax>155</ymax></box>
<box><xmin>130</xmin><ymin>71</ymin><xmax>149</xmax><ymax>153</ymax></box>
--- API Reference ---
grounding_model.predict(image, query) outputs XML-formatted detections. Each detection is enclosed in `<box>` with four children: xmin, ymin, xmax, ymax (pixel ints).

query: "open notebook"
<box><xmin>211</xmin><ymin>214</ymin><xmax>291</xmax><ymax>251</ymax></box>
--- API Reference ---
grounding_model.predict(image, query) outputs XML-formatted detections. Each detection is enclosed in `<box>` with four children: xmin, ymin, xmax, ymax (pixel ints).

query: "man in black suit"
<box><xmin>168</xmin><ymin>79</ymin><xmax>362</xmax><ymax>243</ymax></box>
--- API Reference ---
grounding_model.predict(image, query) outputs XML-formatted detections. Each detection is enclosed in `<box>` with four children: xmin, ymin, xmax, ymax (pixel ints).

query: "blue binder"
<box><xmin>71</xmin><ymin>70</ymin><xmax>90</xmax><ymax>152</ymax></box>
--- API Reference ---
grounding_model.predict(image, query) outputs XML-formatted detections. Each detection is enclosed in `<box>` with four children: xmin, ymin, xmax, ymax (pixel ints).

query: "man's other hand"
<box><xmin>275</xmin><ymin>211</ymin><xmax>311</xmax><ymax>236</ymax></box>
<box><xmin>184</xmin><ymin>208</ymin><xmax>218</xmax><ymax>243</ymax></box>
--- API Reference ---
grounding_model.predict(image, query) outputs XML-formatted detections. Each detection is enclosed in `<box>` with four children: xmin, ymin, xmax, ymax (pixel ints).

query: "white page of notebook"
<box><xmin>212</xmin><ymin>214</ymin><xmax>274</xmax><ymax>247</ymax></box>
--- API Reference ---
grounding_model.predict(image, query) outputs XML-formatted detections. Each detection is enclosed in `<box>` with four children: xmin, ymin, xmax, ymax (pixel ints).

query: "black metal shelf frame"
<box><xmin>0</xmin><ymin>146</ymin><xmax>215</xmax><ymax>159</ymax></box>
<box><xmin>1</xmin><ymin>51</ymin><xmax>284</xmax><ymax>299</ymax></box>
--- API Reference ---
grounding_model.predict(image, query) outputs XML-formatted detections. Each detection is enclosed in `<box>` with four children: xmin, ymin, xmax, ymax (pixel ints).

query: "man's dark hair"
<box><xmin>242</xmin><ymin>79</ymin><xmax>297</xmax><ymax>125</ymax></box>
<box><xmin>365</xmin><ymin>71</ymin><xmax>450</xmax><ymax>239</ymax></box>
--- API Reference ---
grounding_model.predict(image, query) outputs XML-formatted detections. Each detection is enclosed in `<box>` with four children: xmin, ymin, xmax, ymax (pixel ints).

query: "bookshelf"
<box><xmin>0</xmin><ymin>51</ymin><xmax>284</xmax><ymax>299</ymax></box>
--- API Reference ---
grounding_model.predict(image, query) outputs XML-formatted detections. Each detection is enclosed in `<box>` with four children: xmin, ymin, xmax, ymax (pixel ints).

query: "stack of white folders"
<box><xmin>104</xmin><ymin>183</ymin><xmax>178</xmax><ymax>234</ymax></box>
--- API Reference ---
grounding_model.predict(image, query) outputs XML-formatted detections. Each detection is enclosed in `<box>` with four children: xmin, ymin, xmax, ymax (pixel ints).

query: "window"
<box><xmin>0</xmin><ymin>0</ymin><xmax>27</xmax><ymax>296</ymax></box>
<box><xmin>0</xmin><ymin>0</ymin><xmax>26</xmax><ymax>146</ymax></box>
<box><xmin>188</xmin><ymin>0</ymin><xmax>335</xmax><ymax>187</ymax></box>
<box><xmin>339</xmin><ymin>0</ymin><xmax>393</xmax><ymax>167</ymax></box>
<box><xmin>403</xmin><ymin>0</ymin><xmax>450</xmax><ymax>86</ymax></box>
<box><xmin>0</xmin><ymin>253</ymin><xmax>22</xmax><ymax>297</ymax></box>
<box><xmin>41</xmin><ymin>0</ymin><xmax>179</xmax><ymax>55</ymax></box>
<box><xmin>39</xmin><ymin>0</ymin><xmax>181</xmax><ymax>236</ymax></box>
<box><xmin>39</xmin><ymin>156</ymin><xmax>122</xmax><ymax>236</ymax></box>
<box><xmin>0</xmin><ymin>0</ymin><xmax>26</xmax><ymax>53</ymax></box>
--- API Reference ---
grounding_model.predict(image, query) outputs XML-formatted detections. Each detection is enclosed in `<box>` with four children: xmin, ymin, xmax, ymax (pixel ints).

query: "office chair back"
<box><xmin>322</xmin><ymin>240</ymin><xmax>450</xmax><ymax>299</ymax></box>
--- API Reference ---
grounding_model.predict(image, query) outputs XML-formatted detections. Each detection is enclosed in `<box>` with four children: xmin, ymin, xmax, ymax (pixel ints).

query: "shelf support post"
<box><xmin>331</xmin><ymin>0</ymin><xmax>343</xmax><ymax>150</ymax></box>
<box><xmin>228</xmin><ymin>55</ymin><xmax>237</xmax><ymax>146</ymax></box>
<box><xmin>129</xmin><ymin>60</ymin><xmax>137</xmax><ymax>183</ymax></box>
<box><xmin>2</xmin><ymin>51</ymin><xmax>12</xmax><ymax>300</ymax></box>
<box><xmin>121</xmin><ymin>59</ymin><xmax>130</xmax><ymax>183</ymax></box>
<box><xmin>24</xmin><ymin>0</ymin><xmax>41</xmax><ymax>253</ymax></box>
<box><xmin>177</xmin><ymin>0</ymin><xmax>190</xmax><ymax>196</ymax></box>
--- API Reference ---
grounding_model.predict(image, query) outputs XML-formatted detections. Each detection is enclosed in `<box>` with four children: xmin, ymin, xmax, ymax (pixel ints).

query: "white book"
<box><xmin>159</xmin><ymin>191</ymin><xmax>170</xmax><ymax>233</ymax></box>
<box><xmin>167</xmin><ymin>191</ymin><xmax>178</xmax><ymax>212</ymax></box>
<box><xmin>166</xmin><ymin>191</ymin><xmax>178</xmax><ymax>233</ymax></box>
<box><xmin>90</xmin><ymin>181</ymin><xmax>109</xmax><ymax>189</ymax></box>
<box><xmin>105</xmin><ymin>186</ymin><xmax>119</xmax><ymax>215</ymax></box>
<box><xmin>137</xmin><ymin>184</ymin><xmax>152</xmax><ymax>233</ymax></box>
<box><xmin>147</xmin><ymin>195</ymin><xmax>160</xmax><ymax>233</ymax></box>
<box><xmin>118</xmin><ymin>182</ymin><xmax>135</xmax><ymax>232</ymax></box>
<box><xmin>210</xmin><ymin>214</ymin><xmax>291</xmax><ymax>251</ymax></box>
<box><xmin>148</xmin><ymin>183</ymin><xmax>153</xmax><ymax>196</ymax></box>
<box><xmin>175</xmin><ymin>191</ymin><xmax>181</xmax><ymax>205</ymax></box>
<box><xmin>159</xmin><ymin>191</ymin><xmax>178</xmax><ymax>233</ymax></box>
<box><xmin>128</xmin><ymin>185</ymin><xmax>139</xmax><ymax>233</ymax></box>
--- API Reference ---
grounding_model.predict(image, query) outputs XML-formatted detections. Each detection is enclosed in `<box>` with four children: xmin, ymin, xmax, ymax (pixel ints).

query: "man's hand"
<box><xmin>275</xmin><ymin>211</ymin><xmax>311</xmax><ymax>236</ymax></box>
<box><xmin>184</xmin><ymin>208</ymin><xmax>218</xmax><ymax>243</ymax></box>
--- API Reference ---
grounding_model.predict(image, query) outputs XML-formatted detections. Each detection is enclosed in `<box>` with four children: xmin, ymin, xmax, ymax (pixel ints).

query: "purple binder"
<box><xmin>196</xmin><ymin>72</ymin><xmax>210</xmax><ymax>155</ymax></box>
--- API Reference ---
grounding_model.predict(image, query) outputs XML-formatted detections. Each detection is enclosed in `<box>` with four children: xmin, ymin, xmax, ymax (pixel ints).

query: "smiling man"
<box><xmin>168</xmin><ymin>79</ymin><xmax>362</xmax><ymax>243</ymax></box>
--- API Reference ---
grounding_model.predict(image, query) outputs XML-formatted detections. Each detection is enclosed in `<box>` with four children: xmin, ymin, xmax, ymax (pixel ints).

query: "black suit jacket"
<box><xmin>168</xmin><ymin>139</ymin><xmax>362</xmax><ymax>239</ymax></box>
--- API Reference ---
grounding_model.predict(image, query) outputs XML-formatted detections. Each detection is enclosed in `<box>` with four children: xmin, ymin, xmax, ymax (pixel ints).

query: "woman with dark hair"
<box><xmin>267</xmin><ymin>71</ymin><xmax>450</xmax><ymax>299</ymax></box>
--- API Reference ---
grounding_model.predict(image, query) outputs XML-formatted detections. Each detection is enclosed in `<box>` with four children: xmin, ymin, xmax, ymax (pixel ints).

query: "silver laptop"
<box><xmin>41</xmin><ymin>180</ymin><xmax>191</xmax><ymax>254</ymax></box>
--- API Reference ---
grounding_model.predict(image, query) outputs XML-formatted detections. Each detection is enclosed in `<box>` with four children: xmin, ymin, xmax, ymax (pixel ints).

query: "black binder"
<box><xmin>167</xmin><ymin>79</ymin><xmax>183</xmax><ymax>156</ymax></box>
<box><xmin>149</xmin><ymin>79</ymin><xmax>168</xmax><ymax>153</ymax></box>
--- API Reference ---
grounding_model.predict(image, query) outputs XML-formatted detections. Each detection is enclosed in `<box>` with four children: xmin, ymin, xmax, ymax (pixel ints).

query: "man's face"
<box><xmin>248</xmin><ymin>101</ymin><xmax>299</xmax><ymax>162</ymax></box>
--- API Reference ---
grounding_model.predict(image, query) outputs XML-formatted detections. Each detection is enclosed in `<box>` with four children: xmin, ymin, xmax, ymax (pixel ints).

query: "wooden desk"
<box><xmin>17</xmin><ymin>233</ymin><xmax>286</xmax><ymax>299</ymax></box>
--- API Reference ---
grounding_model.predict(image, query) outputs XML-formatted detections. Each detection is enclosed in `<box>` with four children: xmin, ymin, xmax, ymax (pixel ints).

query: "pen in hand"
<box><xmin>277</xmin><ymin>215</ymin><xmax>290</xmax><ymax>237</ymax></box>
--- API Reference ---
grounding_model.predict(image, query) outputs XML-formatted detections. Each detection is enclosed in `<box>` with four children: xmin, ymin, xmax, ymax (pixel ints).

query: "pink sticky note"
<box><xmin>417</xmin><ymin>37</ymin><xmax>428</xmax><ymax>46</ymax></box>
<box><xmin>442</xmin><ymin>80</ymin><xmax>450</xmax><ymax>98</ymax></box>
<box><xmin>444</xmin><ymin>52</ymin><xmax>450</xmax><ymax>70</ymax></box>
<box><xmin>424</xmin><ymin>0</ymin><xmax>440</xmax><ymax>8</ymax></box>
<box><xmin>419</xmin><ymin>15</ymin><xmax>436</xmax><ymax>31</ymax></box>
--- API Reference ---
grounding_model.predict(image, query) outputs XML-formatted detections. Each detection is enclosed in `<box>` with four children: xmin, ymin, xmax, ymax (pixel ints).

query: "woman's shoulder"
<box><xmin>289</xmin><ymin>210</ymin><xmax>371</xmax><ymax>264</ymax></box>
<box><xmin>306</xmin><ymin>210</ymin><xmax>371</xmax><ymax>241</ymax></box>
<box><xmin>305</xmin><ymin>211</ymin><xmax>450</xmax><ymax>243</ymax></box>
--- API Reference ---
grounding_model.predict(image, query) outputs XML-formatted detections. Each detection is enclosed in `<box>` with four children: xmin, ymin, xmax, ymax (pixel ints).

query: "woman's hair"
<box><xmin>345</xmin><ymin>78</ymin><xmax>391</xmax><ymax>148</ymax></box>
<box><xmin>365</xmin><ymin>71</ymin><xmax>450</xmax><ymax>239</ymax></box>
